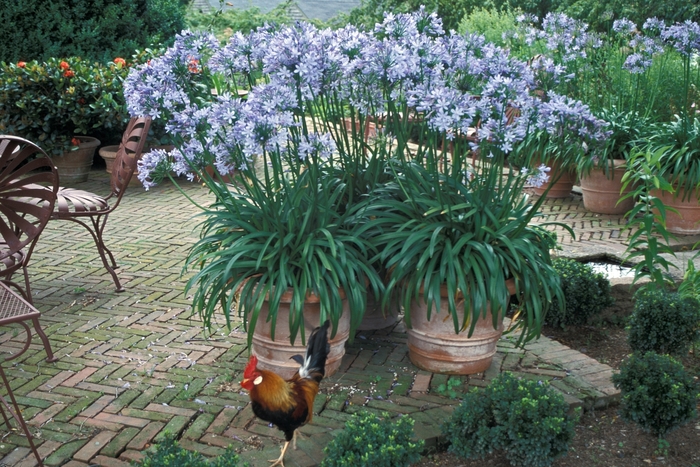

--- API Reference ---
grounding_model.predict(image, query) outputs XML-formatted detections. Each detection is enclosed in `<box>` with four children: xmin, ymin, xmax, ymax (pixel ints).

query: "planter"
<box><xmin>652</xmin><ymin>187</ymin><xmax>700</xmax><ymax>235</ymax></box>
<box><xmin>98</xmin><ymin>145</ymin><xmax>142</xmax><ymax>187</ymax></box>
<box><xmin>51</xmin><ymin>136</ymin><xmax>100</xmax><ymax>183</ymax></box>
<box><xmin>532</xmin><ymin>161</ymin><xmax>576</xmax><ymax>198</ymax></box>
<box><xmin>358</xmin><ymin>294</ymin><xmax>398</xmax><ymax>331</ymax></box>
<box><xmin>406</xmin><ymin>279</ymin><xmax>516</xmax><ymax>375</ymax></box>
<box><xmin>580</xmin><ymin>160</ymin><xmax>635</xmax><ymax>215</ymax></box>
<box><xmin>251</xmin><ymin>289</ymin><xmax>350</xmax><ymax>380</ymax></box>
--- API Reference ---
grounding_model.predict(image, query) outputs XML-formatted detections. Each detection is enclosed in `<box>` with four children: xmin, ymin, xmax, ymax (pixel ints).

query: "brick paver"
<box><xmin>1</xmin><ymin>170</ymin><xmax>690</xmax><ymax>466</ymax></box>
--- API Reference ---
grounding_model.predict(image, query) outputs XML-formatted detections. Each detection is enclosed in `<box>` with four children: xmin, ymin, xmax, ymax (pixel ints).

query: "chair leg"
<box><xmin>64</xmin><ymin>215</ymin><xmax>124</xmax><ymax>292</ymax></box>
<box><xmin>0</xmin><ymin>367</ymin><xmax>44</xmax><ymax>466</ymax></box>
<box><xmin>31</xmin><ymin>317</ymin><xmax>58</xmax><ymax>363</ymax></box>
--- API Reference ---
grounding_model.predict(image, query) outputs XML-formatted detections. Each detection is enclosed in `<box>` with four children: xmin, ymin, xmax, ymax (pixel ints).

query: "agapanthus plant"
<box><xmin>125</xmin><ymin>9</ymin><xmax>607</xmax><ymax>346</ymax></box>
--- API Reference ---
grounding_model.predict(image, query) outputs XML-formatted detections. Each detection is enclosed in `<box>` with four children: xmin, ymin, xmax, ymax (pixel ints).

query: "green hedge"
<box><xmin>0</xmin><ymin>0</ymin><xmax>185</xmax><ymax>63</ymax></box>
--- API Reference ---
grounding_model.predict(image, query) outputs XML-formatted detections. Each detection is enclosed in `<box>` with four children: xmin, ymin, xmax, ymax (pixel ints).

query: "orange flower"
<box><xmin>113</xmin><ymin>57</ymin><xmax>126</xmax><ymax>66</ymax></box>
<box><xmin>188</xmin><ymin>58</ymin><xmax>201</xmax><ymax>74</ymax></box>
<box><xmin>59</xmin><ymin>61</ymin><xmax>70</xmax><ymax>70</ymax></box>
<box><xmin>63</xmin><ymin>70</ymin><xmax>75</xmax><ymax>78</ymax></box>
<box><xmin>17</xmin><ymin>61</ymin><xmax>26</xmax><ymax>68</ymax></box>
<box><xmin>71</xmin><ymin>137</ymin><xmax>81</xmax><ymax>146</ymax></box>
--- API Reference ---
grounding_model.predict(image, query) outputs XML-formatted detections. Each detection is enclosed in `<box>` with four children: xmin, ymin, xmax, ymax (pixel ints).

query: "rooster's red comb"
<box><xmin>244</xmin><ymin>355</ymin><xmax>258</xmax><ymax>378</ymax></box>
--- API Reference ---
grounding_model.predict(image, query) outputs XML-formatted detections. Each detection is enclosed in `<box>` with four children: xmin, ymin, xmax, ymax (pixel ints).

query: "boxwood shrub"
<box><xmin>443</xmin><ymin>372</ymin><xmax>579</xmax><ymax>467</ymax></box>
<box><xmin>545</xmin><ymin>258</ymin><xmax>614</xmax><ymax>328</ymax></box>
<box><xmin>627</xmin><ymin>288</ymin><xmax>700</xmax><ymax>356</ymax></box>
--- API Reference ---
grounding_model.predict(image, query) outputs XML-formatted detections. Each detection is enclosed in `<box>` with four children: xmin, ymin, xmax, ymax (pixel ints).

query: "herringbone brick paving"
<box><xmin>1</xmin><ymin>171</ymin><xmax>696</xmax><ymax>466</ymax></box>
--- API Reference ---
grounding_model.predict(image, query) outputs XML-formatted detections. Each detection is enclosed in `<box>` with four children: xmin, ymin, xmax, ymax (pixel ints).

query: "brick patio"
<box><xmin>1</xmin><ymin>170</ymin><xmax>698</xmax><ymax>467</ymax></box>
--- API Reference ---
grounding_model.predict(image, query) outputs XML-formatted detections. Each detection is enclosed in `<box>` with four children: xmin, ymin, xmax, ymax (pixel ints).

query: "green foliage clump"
<box><xmin>321</xmin><ymin>412</ymin><xmax>423</xmax><ymax>467</ymax></box>
<box><xmin>0</xmin><ymin>57</ymin><xmax>132</xmax><ymax>155</ymax></box>
<box><xmin>627</xmin><ymin>288</ymin><xmax>700</xmax><ymax>356</ymax></box>
<box><xmin>545</xmin><ymin>258</ymin><xmax>614</xmax><ymax>328</ymax></box>
<box><xmin>458</xmin><ymin>7</ymin><xmax>519</xmax><ymax>46</ymax></box>
<box><xmin>136</xmin><ymin>432</ymin><xmax>246</xmax><ymax>467</ymax></box>
<box><xmin>612</xmin><ymin>352</ymin><xmax>699</xmax><ymax>438</ymax></box>
<box><xmin>443</xmin><ymin>372</ymin><xmax>579</xmax><ymax>467</ymax></box>
<box><xmin>186</xmin><ymin>3</ymin><xmax>293</xmax><ymax>41</ymax></box>
<box><xmin>0</xmin><ymin>0</ymin><xmax>185</xmax><ymax>63</ymax></box>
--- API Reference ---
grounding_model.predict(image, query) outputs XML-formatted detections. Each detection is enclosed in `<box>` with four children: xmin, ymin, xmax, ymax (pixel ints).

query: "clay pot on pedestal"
<box><xmin>651</xmin><ymin>188</ymin><xmax>700</xmax><ymax>235</ymax></box>
<box><xmin>406</xmin><ymin>279</ymin><xmax>515</xmax><ymax>375</ymax></box>
<box><xmin>532</xmin><ymin>160</ymin><xmax>576</xmax><ymax>198</ymax></box>
<box><xmin>580</xmin><ymin>160</ymin><xmax>635</xmax><ymax>215</ymax></box>
<box><xmin>251</xmin><ymin>289</ymin><xmax>350</xmax><ymax>380</ymax></box>
<box><xmin>52</xmin><ymin>136</ymin><xmax>100</xmax><ymax>183</ymax></box>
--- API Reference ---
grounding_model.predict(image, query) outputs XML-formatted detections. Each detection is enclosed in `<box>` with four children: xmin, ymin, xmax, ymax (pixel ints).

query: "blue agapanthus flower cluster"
<box><xmin>125</xmin><ymin>9</ymin><xmax>607</xmax><ymax>191</ymax></box>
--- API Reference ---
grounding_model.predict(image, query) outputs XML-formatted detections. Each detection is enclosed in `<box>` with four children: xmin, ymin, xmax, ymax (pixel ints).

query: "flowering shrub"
<box><xmin>124</xmin><ymin>10</ymin><xmax>608</xmax><ymax>343</ymax></box>
<box><xmin>0</xmin><ymin>57</ymin><xmax>131</xmax><ymax>155</ymax></box>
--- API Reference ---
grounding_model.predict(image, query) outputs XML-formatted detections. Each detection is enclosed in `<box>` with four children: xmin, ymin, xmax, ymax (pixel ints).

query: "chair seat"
<box><xmin>54</xmin><ymin>187</ymin><xmax>109</xmax><ymax>215</ymax></box>
<box><xmin>0</xmin><ymin>245</ymin><xmax>25</xmax><ymax>272</ymax></box>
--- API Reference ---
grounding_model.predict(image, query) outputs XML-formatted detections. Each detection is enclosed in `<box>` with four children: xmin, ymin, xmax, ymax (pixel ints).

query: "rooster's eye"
<box><xmin>253</xmin><ymin>375</ymin><xmax>263</xmax><ymax>385</ymax></box>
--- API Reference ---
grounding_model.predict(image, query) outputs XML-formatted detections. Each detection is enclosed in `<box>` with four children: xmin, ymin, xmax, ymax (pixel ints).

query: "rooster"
<box><xmin>240</xmin><ymin>320</ymin><xmax>331</xmax><ymax>467</ymax></box>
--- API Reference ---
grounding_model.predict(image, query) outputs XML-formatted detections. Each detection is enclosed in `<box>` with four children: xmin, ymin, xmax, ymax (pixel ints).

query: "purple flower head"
<box><xmin>661</xmin><ymin>20</ymin><xmax>700</xmax><ymax>56</ymax></box>
<box><xmin>612</xmin><ymin>19</ymin><xmax>637</xmax><ymax>35</ymax></box>
<box><xmin>522</xmin><ymin>164</ymin><xmax>551</xmax><ymax>188</ymax></box>
<box><xmin>535</xmin><ymin>92</ymin><xmax>610</xmax><ymax>148</ymax></box>
<box><xmin>643</xmin><ymin>17</ymin><xmax>666</xmax><ymax>34</ymax></box>
<box><xmin>298</xmin><ymin>133</ymin><xmax>336</xmax><ymax>161</ymax></box>
<box><xmin>209</xmin><ymin>30</ymin><xmax>267</xmax><ymax>77</ymax></box>
<box><xmin>540</xmin><ymin>13</ymin><xmax>599</xmax><ymax>62</ymax></box>
<box><xmin>124</xmin><ymin>30</ymin><xmax>219</xmax><ymax>118</ymax></box>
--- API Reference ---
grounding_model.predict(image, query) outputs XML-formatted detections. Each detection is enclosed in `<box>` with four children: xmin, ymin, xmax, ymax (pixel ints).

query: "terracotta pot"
<box><xmin>98</xmin><ymin>145</ymin><xmax>143</xmax><ymax>187</ymax></box>
<box><xmin>358</xmin><ymin>293</ymin><xmax>398</xmax><ymax>331</ymax></box>
<box><xmin>532</xmin><ymin>160</ymin><xmax>576</xmax><ymax>198</ymax></box>
<box><xmin>51</xmin><ymin>136</ymin><xmax>100</xmax><ymax>183</ymax></box>
<box><xmin>406</xmin><ymin>279</ymin><xmax>515</xmax><ymax>375</ymax></box>
<box><xmin>580</xmin><ymin>160</ymin><xmax>635</xmax><ymax>215</ymax></box>
<box><xmin>251</xmin><ymin>289</ymin><xmax>350</xmax><ymax>380</ymax></box>
<box><xmin>651</xmin><ymin>187</ymin><xmax>700</xmax><ymax>235</ymax></box>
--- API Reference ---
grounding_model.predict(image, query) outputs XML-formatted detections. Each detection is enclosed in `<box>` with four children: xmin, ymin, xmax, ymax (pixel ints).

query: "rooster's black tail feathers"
<box><xmin>297</xmin><ymin>320</ymin><xmax>331</xmax><ymax>382</ymax></box>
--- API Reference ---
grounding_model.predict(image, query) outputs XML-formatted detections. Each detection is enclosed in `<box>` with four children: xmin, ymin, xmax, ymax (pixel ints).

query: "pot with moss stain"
<box><xmin>251</xmin><ymin>289</ymin><xmax>350</xmax><ymax>380</ymax></box>
<box><xmin>51</xmin><ymin>136</ymin><xmax>100</xmax><ymax>183</ymax></box>
<box><xmin>406</xmin><ymin>279</ymin><xmax>515</xmax><ymax>375</ymax></box>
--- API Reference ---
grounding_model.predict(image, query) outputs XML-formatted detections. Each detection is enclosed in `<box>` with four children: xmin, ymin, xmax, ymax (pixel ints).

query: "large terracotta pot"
<box><xmin>652</xmin><ymin>187</ymin><xmax>700</xmax><ymax>235</ymax></box>
<box><xmin>52</xmin><ymin>136</ymin><xmax>100</xmax><ymax>183</ymax></box>
<box><xmin>358</xmin><ymin>293</ymin><xmax>398</xmax><ymax>331</ymax></box>
<box><xmin>406</xmin><ymin>279</ymin><xmax>515</xmax><ymax>375</ymax></box>
<box><xmin>251</xmin><ymin>289</ymin><xmax>350</xmax><ymax>380</ymax></box>
<box><xmin>532</xmin><ymin>160</ymin><xmax>576</xmax><ymax>198</ymax></box>
<box><xmin>580</xmin><ymin>160</ymin><xmax>635</xmax><ymax>215</ymax></box>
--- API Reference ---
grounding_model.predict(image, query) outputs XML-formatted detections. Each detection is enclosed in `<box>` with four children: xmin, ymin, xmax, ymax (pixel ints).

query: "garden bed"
<box><xmin>415</xmin><ymin>280</ymin><xmax>700</xmax><ymax>467</ymax></box>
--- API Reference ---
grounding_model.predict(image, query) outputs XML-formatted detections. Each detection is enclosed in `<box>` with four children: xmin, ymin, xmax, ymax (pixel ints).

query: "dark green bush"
<box><xmin>0</xmin><ymin>0</ymin><xmax>185</xmax><ymax>63</ymax></box>
<box><xmin>321</xmin><ymin>411</ymin><xmax>423</xmax><ymax>467</ymax></box>
<box><xmin>0</xmin><ymin>57</ymin><xmax>131</xmax><ymax>155</ymax></box>
<box><xmin>612</xmin><ymin>352</ymin><xmax>699</xmax><ymax>438</ymax></box>
<box><xmin>135</xmin><ymin>432</ymin><xmax>246</xmax><ymax>467</ymax></box>
<box><xmin>443</xmin><ymin>372</ymin><xmax>579</xmax><ymax>467</ymax></box>
<box><xmin>627</xmin><ymin>288</ymin><xmax>700</xmax><ymax>356</ymax></box>
<box><xmin>545</xmin><ymin>258</ymin><xmax>614</xmax><ymax>328</ymax></box>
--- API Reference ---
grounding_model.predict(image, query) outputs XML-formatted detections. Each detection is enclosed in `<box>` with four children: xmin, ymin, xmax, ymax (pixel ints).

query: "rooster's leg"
<box><xmin>268</xmin><ymin>441</ymin><xmax>289</xmax><ymax>467</ymax></box>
